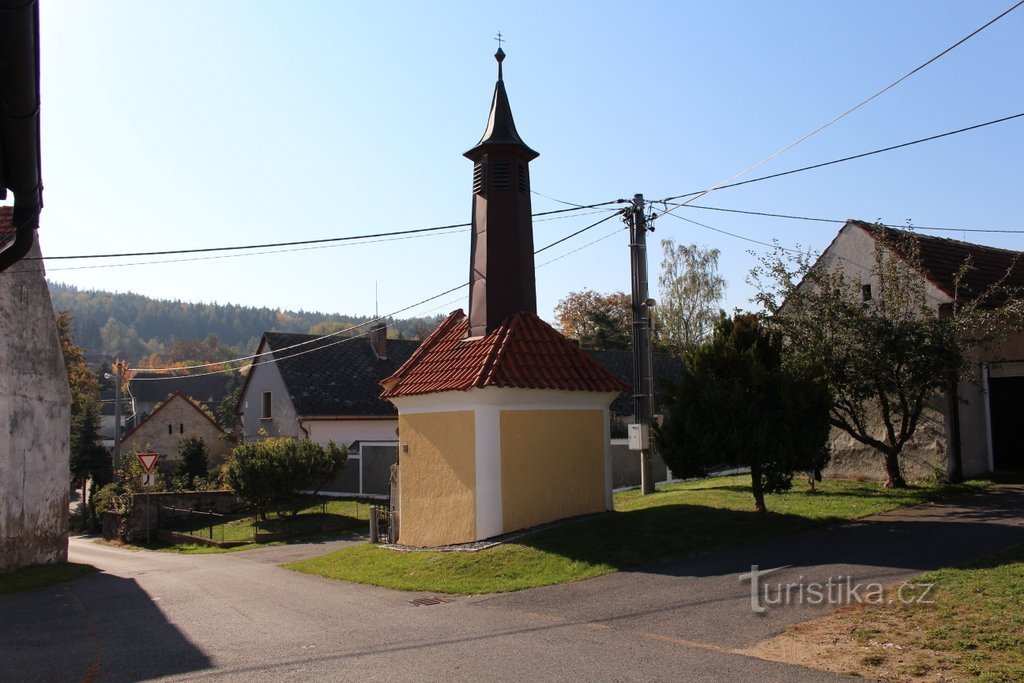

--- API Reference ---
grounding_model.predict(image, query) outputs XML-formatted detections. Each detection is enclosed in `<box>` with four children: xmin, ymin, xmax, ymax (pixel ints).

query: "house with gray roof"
<box><xmin>237</xmin><ymin>322</ymin><xmax>419</xmax><ymax>497</ymax></box>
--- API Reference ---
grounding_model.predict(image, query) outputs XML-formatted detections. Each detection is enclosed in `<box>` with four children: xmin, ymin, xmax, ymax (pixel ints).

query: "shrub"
<box><xmin>173</xmin><ymin>436</ymin><xmax>210</xmax><ymax>490</ymax></box>
<box><xmin>224</xmin><ymin>438</ymin><xmax>346</xmax><ymax>519</ymax></box>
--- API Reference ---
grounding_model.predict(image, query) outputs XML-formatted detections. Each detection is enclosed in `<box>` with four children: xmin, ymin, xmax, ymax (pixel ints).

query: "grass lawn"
<box><xmin>285</xmin><ymin>476</ymin><xmax>986</xmax><ymax>594</ymax></box>
<box><xmin>0</xmin><ymin>562</ymin><xmax>97</xmax><ymax>595</ymax></box>
<box><xmin>155</xmin><ymin>496</ymin><xmax>371</xmax><ymax>552</ymax></box>
<box><xmin>748</xmin><ymin>544</ymin><xmax>1024</xmax><ymax>682</ymax></box>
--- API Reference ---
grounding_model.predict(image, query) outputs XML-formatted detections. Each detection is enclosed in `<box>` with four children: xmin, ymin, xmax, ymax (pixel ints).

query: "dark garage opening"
<box><xmin>989</xmin><ymin>376</ymin><xmax>1024</xmax><ymax>471</ymax></box>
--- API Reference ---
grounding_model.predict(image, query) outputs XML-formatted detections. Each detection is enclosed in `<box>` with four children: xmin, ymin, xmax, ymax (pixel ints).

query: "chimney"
<box><xmin>370</xmin><ymin>322</ymin><xmax>387</xmax><ymax>360</ymax></box>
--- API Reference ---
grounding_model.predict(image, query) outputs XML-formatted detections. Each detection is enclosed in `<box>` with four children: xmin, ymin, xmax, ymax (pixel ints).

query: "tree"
<box><xmin>174</xmin><ymin>436</ymin><xmax>210</xmax><ymax>490</ymax></box>
<box><xmin>58</xmin><ymin>311</ymin><xmax>112</xmax><ymax>526</ymax></box>
<box><xmin>68</xmin><ymin>395</ymin><xmax>113</xmax><ymax>528</ymax></box>
<box><xmin>657</xmin><ymin>240</ymin><xmax>726</xmax><ymax>356</ymax></box>
<box><xmin>654</xmin><ymin>314</ymin><xmax>831</xmax><ymax>512</ymax></box>
<box><xmin>554</xmin><ymin>290</ymin><xmax>632</xmax><ymax>350</ymax></box>
<box><xmin>750</xmin><ymin>225</ymin><xmax>1019</xmax><ymax>488</ymax></box>
<box><xmin>57</xmin><ymin>310</ymin><xmax>99</xmax><ymax>405</ymax></box>
<box><xmin>224</xmin><ymin>438</ymin><xmax>347</xmax><ymax>519</ymax></box>
<box><xmin>217</xmin><ymin>384</ymin><xmax>242</xmax><ymax>432</ymax></box>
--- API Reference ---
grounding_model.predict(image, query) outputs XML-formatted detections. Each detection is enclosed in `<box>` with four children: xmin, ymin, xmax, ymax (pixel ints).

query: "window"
<box><xmin>862</xmin><ymin>284</ymin><xmax>873</xmax><ymax>302</ymax></box>
<box><xmin>179</xmin><ymin>423</ymin><xmax>184</xmax><ymax>434</ymax></box>
<box><xmin>261</xmin><ymin>391</ymin><xmax>272</xmax><ymax>419</ymax></box>
<box><xmin>168</xmin><ymin>424</ymin><xmax>172</xmax><ymax>435</ymax></box>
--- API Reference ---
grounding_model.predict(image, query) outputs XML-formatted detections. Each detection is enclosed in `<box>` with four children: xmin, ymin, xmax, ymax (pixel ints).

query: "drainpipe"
<box><xmin>981</xmin><ymin>363</ymin><xmax>995</xmax><ymax>473</ymax></box>
<box><xmin>297</xmin><ymin>419</ymin><xmax>310</xmax><ymax>440</ymax></box>
<box><xmin>946</xmin><ymin>380</ymin><xmax>963</xmax><ymax>482</ymax></box>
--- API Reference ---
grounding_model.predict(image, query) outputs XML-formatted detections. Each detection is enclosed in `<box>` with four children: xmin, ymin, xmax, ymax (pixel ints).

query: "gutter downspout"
<box><xmin>981</xmin><ymin>363</ymin><xmax>995</xmax><ymax>473</ymax></box>
<box><xmin>946</xmin><ymin>380</ymin><xmax>963</xmax><ymax>482</ymax></box>
<box><xmin>297</xmin><ymin>418</ymin><xmax>310</xmax><ymax>440</ymax></box>
<box><xmin>0</xmin><ymin>0</ymin><xmax>43</xmax><ymax>273</ymax></box>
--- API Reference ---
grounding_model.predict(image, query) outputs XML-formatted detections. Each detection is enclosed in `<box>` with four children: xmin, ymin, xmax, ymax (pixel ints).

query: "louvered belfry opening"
<box><xmin>463</xmin><ymin>48</ymin><xmax>540</xmax><ymax>339</ymax></box>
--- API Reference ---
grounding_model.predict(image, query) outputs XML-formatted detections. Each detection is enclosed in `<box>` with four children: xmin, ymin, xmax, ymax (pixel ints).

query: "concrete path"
<box><xmin>1</xmin><ymin>485</ymin><xmax>1021</xmax><ymax>682</ymax></box>
<box><xmin>480</xmin><ymin>484</ymin><xmax>1024</xmax><ymax>652</ymax></box>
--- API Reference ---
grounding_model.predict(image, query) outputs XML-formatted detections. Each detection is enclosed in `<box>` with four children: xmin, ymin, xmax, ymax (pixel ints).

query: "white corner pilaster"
<box><xmin>475</xmin><ymin>405</ymin><xmax>503</xmax><ymax>540</ymax></box>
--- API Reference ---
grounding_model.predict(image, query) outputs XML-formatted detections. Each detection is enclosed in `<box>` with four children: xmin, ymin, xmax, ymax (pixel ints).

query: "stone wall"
<box><xmin>823</xmin><ymin>401</ymin><xmax>949</xmax><ymax>483</ymax></box>
<box><xmin>0</xmin><ymin>240</ymin><xmax>71</xmax><ymax>571</ymax></box>
<box><xmin>103</xmin><ymin>491</ymin><xmax>243</xmax><ymax>543</ymax></box>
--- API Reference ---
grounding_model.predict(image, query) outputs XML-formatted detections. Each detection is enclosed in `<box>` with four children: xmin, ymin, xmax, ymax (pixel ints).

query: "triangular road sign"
<box><xmin>137</xmin><ymin>452</ymin><xmax>160</xmax><ymax>473</ymax></box>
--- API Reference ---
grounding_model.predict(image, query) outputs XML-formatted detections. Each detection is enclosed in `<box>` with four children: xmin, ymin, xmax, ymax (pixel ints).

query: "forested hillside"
<box><xmin>48</xmin><ymin>281</ymin><xmax>442</xmax><ymax>365</ymax></box>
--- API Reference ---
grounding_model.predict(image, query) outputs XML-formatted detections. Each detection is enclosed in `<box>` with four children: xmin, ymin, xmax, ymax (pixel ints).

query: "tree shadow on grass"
<box><xmin>513</xmin><ymin>483</ymin><xmax>1024</xmax><ymax>579</ymax></box>
<box><xmin>514</xmin><ymin>503</ymin><xmax>833</xmax><ymax>573</ymax></box>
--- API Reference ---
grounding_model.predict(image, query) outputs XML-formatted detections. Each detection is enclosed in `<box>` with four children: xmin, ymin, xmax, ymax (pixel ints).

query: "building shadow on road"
<box><xmin>0</xmin><ymin>570</ymin><xmax>213</xmax><ymax>682</ymax></box>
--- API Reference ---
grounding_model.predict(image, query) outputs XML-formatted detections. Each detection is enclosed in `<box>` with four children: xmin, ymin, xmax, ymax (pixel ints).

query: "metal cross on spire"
<box><xmin>494</xmin><ymin>31</ymin><xmax>505</xmax><ymax>49</ymax></box>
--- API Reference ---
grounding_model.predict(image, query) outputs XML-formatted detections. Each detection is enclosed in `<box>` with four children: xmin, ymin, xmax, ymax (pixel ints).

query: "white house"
<box><xmin>815</xmin><ymin>220</ymin><xmax>1024</xmax><ymax>480</ymax></box>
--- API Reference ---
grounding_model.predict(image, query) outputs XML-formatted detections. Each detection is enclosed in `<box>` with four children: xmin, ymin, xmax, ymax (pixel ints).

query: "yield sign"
<box><xmin>137</xmin><ymin>452</ymin><xmax>160</xmax><ymax>473</ymax></box>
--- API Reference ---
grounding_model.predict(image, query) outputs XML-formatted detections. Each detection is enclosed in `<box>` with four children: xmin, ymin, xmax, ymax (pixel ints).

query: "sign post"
<box><xmin>137</xmin><ymin>453</ymin><xmax>160</xmax><ymax>545</ymax></box>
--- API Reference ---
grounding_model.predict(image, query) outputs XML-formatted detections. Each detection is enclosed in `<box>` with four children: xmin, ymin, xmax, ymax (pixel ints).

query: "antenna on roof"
<box><xmin>375</xmin><ymin>281</ymin><xmax>379</xmax><ymax>318</ymax></box>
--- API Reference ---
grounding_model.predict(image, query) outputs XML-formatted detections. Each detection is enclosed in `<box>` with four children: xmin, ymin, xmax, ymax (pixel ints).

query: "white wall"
<box><xmin>0</xmin><ymin>240</ymin><xmax>71</xmax><ymax>570</ymax></box>
<box><xmin>239</xmin><ymin>340</ymin><xmax>299</xmax><ymax>441</ymax></box>
<box><xmin>302</xmin><ymin>418</ymin><xmax>398</xmax><ymax>447</ymax></box>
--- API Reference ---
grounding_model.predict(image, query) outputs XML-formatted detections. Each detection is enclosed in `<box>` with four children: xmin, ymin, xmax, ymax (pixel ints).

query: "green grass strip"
<box><xmin>286</xmin><ymin>476</ymin><xmax>986</xmax><ymax>594</ymax></box>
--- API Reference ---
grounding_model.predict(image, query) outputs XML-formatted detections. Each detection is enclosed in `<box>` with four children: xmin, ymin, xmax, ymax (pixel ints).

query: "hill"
<box><xmin>47</xmin><ymin>281</ymin><xmax>443</xmax><ymax>366</ymax></box>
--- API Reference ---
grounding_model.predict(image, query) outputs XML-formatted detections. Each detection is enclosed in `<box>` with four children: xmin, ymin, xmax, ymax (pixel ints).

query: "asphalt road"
<box><xmin>2</xmin><ymin>485</ymin><xmax>1021</xmax><ymax>682</ymax></box>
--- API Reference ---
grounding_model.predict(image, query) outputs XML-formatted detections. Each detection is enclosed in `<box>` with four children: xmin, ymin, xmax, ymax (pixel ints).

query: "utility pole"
<box><xmin>627</xmin><ymin>193</ymin><xmax>656</xmax><ymax>495</ymax></box>
<box><xmin>112</xmin><ymin>360</ymin><xmax>125</xmax><ymax>482</ymax></box>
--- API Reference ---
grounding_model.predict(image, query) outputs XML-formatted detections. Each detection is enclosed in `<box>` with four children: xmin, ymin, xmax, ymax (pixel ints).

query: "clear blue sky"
<box><xmin>29</xmin><ymin>1</ymin><xmax>1024</xmax><ymax>325</ymax></box>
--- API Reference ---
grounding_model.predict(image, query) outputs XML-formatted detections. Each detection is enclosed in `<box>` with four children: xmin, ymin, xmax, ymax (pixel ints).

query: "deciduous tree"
<box><xmin>751</xmin><ymin>225</ymin><xmax>1022</xmax><ymax>488</ymax></box>
<box><xmin>657</xmin><ymin>239</ymin><xmax>726</xmax><ymax>356</ymax></box>
<box><xmin>554</xmin><ymin>290</ymin><xmax>632</xmax><ymax>350</ymax></box>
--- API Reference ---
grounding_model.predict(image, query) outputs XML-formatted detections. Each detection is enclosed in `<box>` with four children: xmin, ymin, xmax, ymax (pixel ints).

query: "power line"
<box><xmin>134</xmin><ymin>210</ymin><xmax>629</xmax><ymax>379</ymax></box>
<box><xmin>658</xmin><ymin>112</ymin><xmax>1024</xmax><ymax>204</ymax></box>
<box><xmin>664</xmin><ymin>211</ymin><xmax>802</xmax><ymax>254</ymax></box>
<box><xmin>672</xmin><ymin>203</ymin><xmax>1024</xmax><ymax>234</ymax></box>
<box><xmin>21</xmin><ymin>200</ymin><xmax>621</xmax><ymax>263</ymax></box>
<box><xmin>35</xmin><ymin>228</ymin><xmax>470</xmax><ymax>273</ymax></box>
<box><xmin>134</xmin><ymin>281</ymin><xmax>471</xmax><ymax>378</ymax></box>
<box><xmin>660</xmin><ymin>1</ymin><xmax>1024</xmax><ymax>215</ymax></box>
<box><xmin>533</xmin><ymin>211</ymin><xmax>623</xmax><ymax>254</ymax></box>
<box><xmin>9</xmin><ymin>208</ymin><xmax>622</xmax><ymax>275</ymax></box>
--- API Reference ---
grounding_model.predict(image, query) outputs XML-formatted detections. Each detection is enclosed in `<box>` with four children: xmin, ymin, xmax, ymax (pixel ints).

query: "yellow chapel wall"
<box><xmin>500</xmin><ymin>409</ymin><xmax>607</xmax><ymax>533</ymax></box>
<box><xmin>396</xmin><ymin>411</ymin><xmax>477</xmax><ymax>547</ymax></box>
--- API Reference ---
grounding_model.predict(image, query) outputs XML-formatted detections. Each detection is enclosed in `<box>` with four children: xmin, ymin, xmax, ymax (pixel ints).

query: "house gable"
<box><xmin>237</xmin><ymin>335</ymin><xmax>300</xmax><ymax>440</ymax></box>
<box><xmin>121</xmin><ymin>392</ymin><xmax>231</xmax><ymax>467</ymax></box>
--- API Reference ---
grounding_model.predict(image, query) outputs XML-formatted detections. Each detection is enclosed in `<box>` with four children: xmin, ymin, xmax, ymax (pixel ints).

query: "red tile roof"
<box><xmin>851</xmin><ymin>220</ymin><xmax>1024</xmax><ymax>305</ymax></box>
<box><xmin>380</xmin><ymin>309</ymin><xmax>630</xmax><ymax>398</ymax></box>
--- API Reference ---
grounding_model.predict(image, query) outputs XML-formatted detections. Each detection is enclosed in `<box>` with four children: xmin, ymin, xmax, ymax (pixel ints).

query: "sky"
<box><xmin>21</xmin><ymin>1</ymin><xmax>1024</xmax><ymax>327</ymax></box>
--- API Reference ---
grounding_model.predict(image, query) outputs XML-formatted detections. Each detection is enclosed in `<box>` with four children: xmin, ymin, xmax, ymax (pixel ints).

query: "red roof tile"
<box><xmin>380</xmin><ymin>310</ymin><xmax>630</xmax><ymax>398</ymax></box>
<box><xmin>851</xmin><ymin>220</ymin><xmax>1024</xmax><ymax>305</ymax></box>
